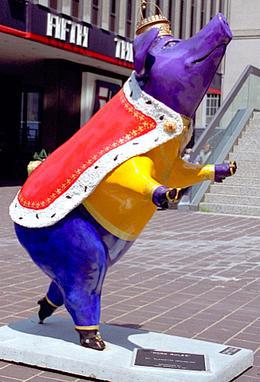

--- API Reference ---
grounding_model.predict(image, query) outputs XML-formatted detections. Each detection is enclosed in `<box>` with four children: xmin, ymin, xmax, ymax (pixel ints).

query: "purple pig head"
<box><xmin>134</xmin><ymin>13</ymin><xmax>232</xmax><ymax>117</ymax></box>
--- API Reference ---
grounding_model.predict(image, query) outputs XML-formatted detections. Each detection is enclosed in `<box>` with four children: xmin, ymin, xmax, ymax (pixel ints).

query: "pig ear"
<box><xmin>134</xmin><ymin>28</ymin><xmax>159</xmax><ymax>74</ymax></box>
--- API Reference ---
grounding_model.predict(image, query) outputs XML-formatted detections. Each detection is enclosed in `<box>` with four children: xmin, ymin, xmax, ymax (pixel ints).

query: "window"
<box><xmin>71</xmin><ymin>0</ymin><xmax>80</xmax><ymax>18</ymax></box>
<box><xmin>9</xmin><ymin>0</ymin><xmax>26</xmax><ymax>21</ymax></box>
<box><xmin>49</xmin><ymin>0</ymin><xmax>58</xmax><ymax>9</ymax></box>
<box><xmin>168</xmin><ymin>0</ymin><xmax>172</xmax><ymax>19</ymax></box>
<box><xmin>200</xmin><ymin>0</ymin><xmax>205</xmax><ymax>29</ymax></box>
<box><xmin>91</xmin><ymin>0</ymin><xmax>100</xmax><ymax>26</ymax></box>
<box><xmin>219</xmin><ymin>0</ymin><xmax>225</xmax><ymax>14</ymax></box>
<box><xmin>206</xmin><ymin>93</ymin><xmax>221</xmax><ymax>126</ymax></box>
<box><xmin>141</xmin><ymin>3</ymin><xmax>147</xmax><ymax>18</ymax></box>
<box><xmin>190</xmin><ymin>0</ymin><xmax>195</xmax><ymax>36</ymax></box>
<box><xmin>210</xmin><ymin>0</ymin><xmax>215</xmax><ymax>19</ymax></box>
<box><xmin>92</xmin><ymin>81</ymin><xmax>120</xmax><ymax>115</ymax></box>
<box><xmin>155</xmin><ymin>0</ymin><xmax>162</xmax><ymax>15</ymax></box>
<box><xmin>109</xmin><ymin>0</ymin><xmax>117</xmax><ymax>32</ymax></box>
<box><xmin>126</xmin><ymin>0</ymin><xmax>133</xmax><ymax>38</ymax></box>
<box><xmin>20</xmin><ymin>92</ymin><xmax>42</xmax><ymax>153</ymax></box>
<box><xmin>179</xmin><ymin>0</ymin><xmax>184</xmax><ymax>38</ymax></box>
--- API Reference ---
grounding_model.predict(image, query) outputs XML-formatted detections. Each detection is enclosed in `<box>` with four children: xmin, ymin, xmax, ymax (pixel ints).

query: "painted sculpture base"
<box><xmin>0</xmin><ymin>316</ymin><xmax>253</xmax><ymax>382</ymax></box>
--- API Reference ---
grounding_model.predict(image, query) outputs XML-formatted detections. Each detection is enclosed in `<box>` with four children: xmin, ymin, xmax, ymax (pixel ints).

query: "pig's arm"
<box><xmin>105</xmin><ymin>156</ymin><xmax>161</xmax><ymax>197</ymax></box>
<box><xmin>105</xmin><ymin>155</ymin><xmax>236</xmax><ymax>210</ymax></box>
<box><xmin>152</xmin><ymin>158</ymin><xmax>236</xmax><ymax>209</ymax></box>
<box><xmin>106</xmin><ymin>156</ymin><xmax>180</xmax><ymax>210</ymax></box>
<box><xmin>167</xmin><ymin>157</ymin><xmax>236</xmax><ymax>188</ymax></box>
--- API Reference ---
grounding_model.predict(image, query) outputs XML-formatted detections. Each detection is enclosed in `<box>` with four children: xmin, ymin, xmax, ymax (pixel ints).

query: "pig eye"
<box><xmin>163</xmin><ymin>40</ymin><xmax>177</xmax><ymax>49</ymax></box>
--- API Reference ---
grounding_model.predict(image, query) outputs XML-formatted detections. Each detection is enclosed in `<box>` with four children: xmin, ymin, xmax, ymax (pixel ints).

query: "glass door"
<box><xmin>19</xmin><ymin>91</ymin><xmax>42</xmax><ymax>156</ymax></box>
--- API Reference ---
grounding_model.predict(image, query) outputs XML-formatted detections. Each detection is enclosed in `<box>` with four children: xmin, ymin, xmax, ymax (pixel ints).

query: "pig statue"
<box><xmin>9</xmin><ymin>12</ymin><xmax>236</xmax><ymax>351</ymax></box>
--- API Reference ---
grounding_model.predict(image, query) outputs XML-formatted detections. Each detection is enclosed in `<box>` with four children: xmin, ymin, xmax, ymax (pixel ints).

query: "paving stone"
<box><xmin>0</xmin><ymin>376</ymin><xmax>21</xmax><ymax>381</ymax></box>
<box><xmin>0</xmin><ymin>187</ymin><xmax>259</xmax><ymax>381</ymax></box>
<box><xmin>41</xmin><ymin>370</ymin><xmax>82</xmax><ymax>381</ymax></box>
<box><xmin>0</xmin><ymin>363</ymin><xmax>41</xmax><ymax>379</ymax></box>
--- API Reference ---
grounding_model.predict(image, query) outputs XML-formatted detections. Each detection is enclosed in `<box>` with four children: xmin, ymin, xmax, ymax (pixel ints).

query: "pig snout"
<box><xmin>218</xmin><ymin>13</ymin><xmax>233</xmax><ymax>44</ymax></box>
<box><xmin>201</xmin><ymin>13</ymin><xmax>232</xmax><ymax>46</ymax></box>
<box><xmin>187</xmin><ymin>13</ymin><xmax>232</xmax><ymax>67</ymax></box>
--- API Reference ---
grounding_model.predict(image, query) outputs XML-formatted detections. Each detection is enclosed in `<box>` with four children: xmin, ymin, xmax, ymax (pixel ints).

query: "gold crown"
<box><xmin>136</xmin><ymin>1</ymin><xmax>172</xmax><ymax>36</ymax></box>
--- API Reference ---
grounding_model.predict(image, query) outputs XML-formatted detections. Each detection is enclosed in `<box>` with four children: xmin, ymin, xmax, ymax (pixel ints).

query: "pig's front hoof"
<box><xmin>79</xmin><ymin>330</ymin><xmax>106</xmax><ymax>351</ymax></box>
<box><xmin>229</xmin><ymin>161</ymin><xmax>237</xmax><ymax>175</ymax></box>
<box><xmin>37</xmin><ymin>297</ymin><xmax>57</xmax><ymax>324</ymax></box>
<box><xmin>214</xmin><ymin>161</ymin><xmax>237</xmax><ymax>182</ymax></box>
<box><xmin>152</xmin><ymin>186</ymin><xmax>183</xmax><ymax>209</ymax></box>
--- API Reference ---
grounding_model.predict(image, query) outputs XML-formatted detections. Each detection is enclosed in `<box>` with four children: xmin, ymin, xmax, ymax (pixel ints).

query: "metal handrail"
<box><xmin>178</xmin><ymin>64</ymin><xmax>260</xmax><ymax>210</ymax></box>
<box><xmin>191</xmin><ymin>65</ymin><xmax>260</xmax><ymax>160</ymax></box>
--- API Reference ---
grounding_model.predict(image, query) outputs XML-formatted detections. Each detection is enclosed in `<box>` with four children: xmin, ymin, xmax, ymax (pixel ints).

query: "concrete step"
<box><xmin>198</xmin><ymin>114</ymin><xmax>260</xmax><ymax>218</ymax></box>
<box><xmin>229</xmin><ymin>151</ymin><xmax>260</xmax><ymax>161</ymax></box>
<box><xmin>252</xmin><ymin>113</ymin><xmax>260</xmax><ymax>120</ymax></box>
<box><xmin>241</xmin><ymin>129</ymin><xmax>260</xmax><ymax>141</ymax></box>
<box><xmin>242</xmin><ymin>122</ymin><xmax>260</xmax><ymax>130</ymax></box>
<box><xmin>234</xmin><ymin>169</ymin><xmax>260</xmax><ymax>179</ymax></box>
<box><xmin>204</xmin><ymin>193</ymin><xmax>260</xmax><ymax>207</ymax></box>
<box><xmin>247</xmin><ymin>121</ymin><xmax>260</xmax><ymax>127</ymax></box>
<box><xmin>236</xmin><ymin>160</ymin><xmax>260</xmax><ymax>170</ymax></box>
<box><xmin>246</xmin><ymin>116</ymin><xmax>260</xmax><ymax>123</ymax></box>
<box><xmin>199</xmin><ymin>202</ymin><xmax>260</xmax><ymax>217</ymax></box>
<box><xmin>239</xmin><ymin>136</ymin><xmax>260</xmax><ymax>147</ymax></box>
<box><xmin>238</xmin><ymin>137</ymin><xmax>260</xmax><ymax>148</ymax></box>
<box><xmin>241</xmin><ymin>136</ymin><xmax>260</xmax><ymax>145</ymax></box>
<box><xmin>248</xmin><ymin>119</ymin><xmax>260</xmax><ymax>127</ymax></box>
<box><xmin>223</xmin><ymin>173</ymin><xmax>260</xmax><ymax>187</ymax></box>
<box><xmin>233</xmin><ymin>142</ymin><xmax>259</xmax><ymax>152</ymax></box>
<box><xmin>230</xmin><ymin>161</ymin><xmax>260</xmax><ymax>177</ymax></box>
<box><xmin>209</xmin><ymin>184</ymin><xmax>260</xmax><ymax>196</ymax></box>
<box><xmin>222</xmin><ymin>175</ymin><xmax>260</xmax><ymax>186</ymax></box>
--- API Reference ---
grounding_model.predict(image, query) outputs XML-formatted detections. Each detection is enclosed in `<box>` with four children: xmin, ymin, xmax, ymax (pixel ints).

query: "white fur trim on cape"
<box><xmin>9</xmin><ymin>72</ymin><xmax>184</xmax><ymax>228</ymax></box>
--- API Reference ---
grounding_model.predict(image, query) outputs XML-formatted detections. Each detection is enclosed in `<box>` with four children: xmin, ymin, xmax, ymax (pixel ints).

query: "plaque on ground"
<box><xmin>0</xmin><ymin>316</ymin><xmax>254</xmax><ymax>382</ymax></box>
<box><xmin>134</xmin><ymin>349</ymin><xmax>207</xmax><ymax>371</ymax></box>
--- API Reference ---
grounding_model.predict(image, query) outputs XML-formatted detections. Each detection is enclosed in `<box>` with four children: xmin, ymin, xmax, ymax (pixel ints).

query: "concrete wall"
<box><xmin>223</xmin><ymin>0</ymin><xmax>260</xmax><ymax>97</ymax></box>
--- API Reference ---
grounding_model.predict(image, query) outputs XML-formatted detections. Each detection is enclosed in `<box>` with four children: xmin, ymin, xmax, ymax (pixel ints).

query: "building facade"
<box><xmin>0</xmin><ymin>0</ymin><xmax>135</xmax><ymax>182</ymax></box>
<box><xmin>0</xmin><ymin>0</ymin><xmax>228</xmax><ymax>183</ymax></box>
<box><xmin>222</xmin><ymin>0</ymin><xmax>260</xmax><ymax>97</ymax></box>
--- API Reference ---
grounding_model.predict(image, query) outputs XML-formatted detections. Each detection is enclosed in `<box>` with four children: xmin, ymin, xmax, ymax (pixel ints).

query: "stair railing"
<box><xmin>178</xmin><ymin>65</ymin><xmax>260</xmax><ymax>210</ymax></box>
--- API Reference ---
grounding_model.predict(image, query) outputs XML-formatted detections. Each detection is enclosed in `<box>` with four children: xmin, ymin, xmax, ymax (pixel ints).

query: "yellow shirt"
<box><xmin>83</xmin><ymin>134</ymin><xmax>214</xmax><ymax>241</ymax></box>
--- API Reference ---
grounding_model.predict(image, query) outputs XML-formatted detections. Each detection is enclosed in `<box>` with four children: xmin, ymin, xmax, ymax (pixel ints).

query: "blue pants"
<box><xmin>15</xmin><ymin>207</ymin><xmax>133</xmax><ymax>328</ymax></box>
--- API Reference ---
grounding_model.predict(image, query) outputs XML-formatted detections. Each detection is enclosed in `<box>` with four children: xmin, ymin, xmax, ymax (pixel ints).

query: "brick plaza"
<box><xmin>0</xmin><ymin>186</ymin><xmax>259</xmax><ymax>381</ymax></box>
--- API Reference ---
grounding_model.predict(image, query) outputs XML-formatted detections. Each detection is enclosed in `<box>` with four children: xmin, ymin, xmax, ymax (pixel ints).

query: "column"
<box><xmin>133</xmin><ymin>0</ymin><xmax>140</xmax><ymax>37</ymax></box>
<box><xmin>81</xmin><ymin>0</ymin><xmax>91</xmax><ymax>23</ymax></box>
<box><xmin>163</xmin><ymin>0</ymin><xmax>170</xmax><ymax>18</ymax></box>
<box><xmin>61</xmin><ymin>0</ymin><xmax>71</xmax><ymax>15</ymax></box>
<box><xmin>184</xmin><ymin>0</ymin><xmax>192</xmax><ymax>38</ymax></box>
<box><xmin>101</xmin><ymin>0</ymin><xmax>110</xmax><ymax>31</ymax></box>
<box><xmin>194</xmin><ymin>0</ymin><xmax>202</xmax><ymax>33</ymax></box>
<box><xmin>214</xmin><ymin>0</ymin><xmax>220</xmax><ymax>14</ymax></box>
<box><xmin>38</xmin><ymin>0</ymin><xmax>48</xmax><ymax>6</ymax></box>
<box><xmin>205</xmin><ymin>0</ymin><xmax>211</xmax><ymax>25</ymax></box>
<box><xmin>118</xmin><ymin>0</ymin><xmax>127</xmax><ymax>36</ymax></box>
<box><xmin>174</xmin><ymin>0</ymin><xmax>181</xmax><ymax>38</ymax></box>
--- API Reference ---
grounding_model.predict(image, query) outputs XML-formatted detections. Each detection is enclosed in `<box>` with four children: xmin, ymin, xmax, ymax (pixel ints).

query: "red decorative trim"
<box><xmin>0</xmin><ymin>24</ymin><xmax>134</xmax><ymax>69</ymax></box>
<box><xmin>208</xmin><ymin>87</ymin><xmax>221</xmax><ymax>95</ymax></box>
<box><xmin>0</xmin><ymin>24</ymin><xmax>27</xmax><ymax>38</ymax></box>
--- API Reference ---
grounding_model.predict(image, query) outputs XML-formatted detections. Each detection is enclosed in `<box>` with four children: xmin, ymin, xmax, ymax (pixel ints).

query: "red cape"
<box><xmin>10</xmin><ymin>73</ymin><xmax>184</xmax><ymax>227</ymax></box>
<box><xmin>18</xmin><ymin>89</ymin><xmax>156</xmax><ymax>209</ymax></box>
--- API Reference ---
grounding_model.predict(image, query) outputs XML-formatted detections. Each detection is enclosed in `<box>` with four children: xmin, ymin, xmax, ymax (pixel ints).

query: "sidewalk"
<box><xmin>0</xmin><ymin>186</ymin><xmax>259</xmax><ymax>382</ymax></box>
